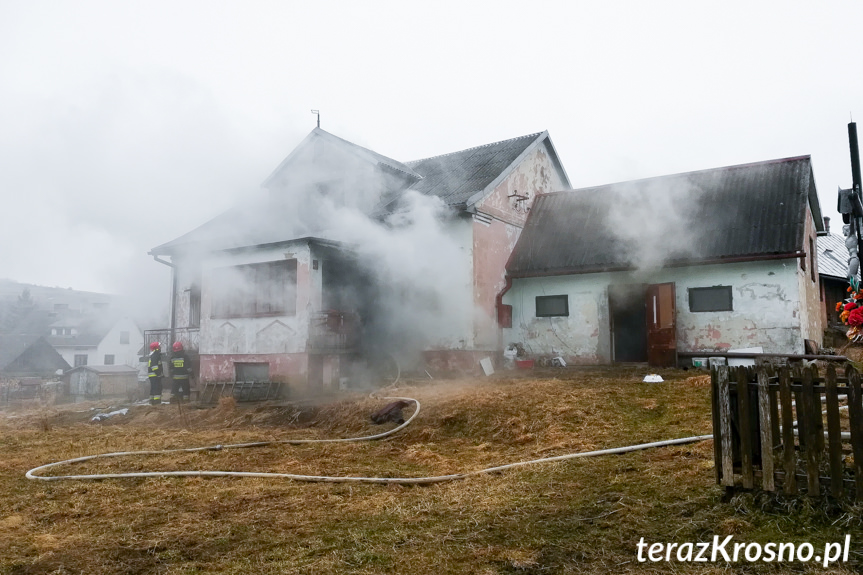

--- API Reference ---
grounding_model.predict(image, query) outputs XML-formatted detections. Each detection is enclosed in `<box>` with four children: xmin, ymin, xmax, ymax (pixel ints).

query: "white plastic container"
<box><xmin>691</xmin><ymin>357</ymin><xmax>708</xmax><ymax>369</ymax></box>
<box><xmin>709</xmin><ymin>357</ymin><xmax>727</xmax><ymax>368</ymax></box>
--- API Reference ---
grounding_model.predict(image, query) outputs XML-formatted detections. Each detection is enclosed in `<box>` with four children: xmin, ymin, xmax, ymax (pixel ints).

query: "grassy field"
<box><xmin>1</xmin><ymin>366</ymin><xmax>861</xmax><ymax>574</ymax></box>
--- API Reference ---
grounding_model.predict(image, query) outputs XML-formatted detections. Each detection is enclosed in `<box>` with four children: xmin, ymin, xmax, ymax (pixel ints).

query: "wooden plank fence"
<box><xmin>712</xmin><ymin>364</ymin><xmax>863</xmax><ymax>499</ymax></box>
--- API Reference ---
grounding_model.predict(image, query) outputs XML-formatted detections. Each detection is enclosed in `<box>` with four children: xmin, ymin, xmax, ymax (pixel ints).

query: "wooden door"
<box><xmin>646</xmin><ymin>283</ymin><xmax>677</xmax><ymax>367</ymax></box>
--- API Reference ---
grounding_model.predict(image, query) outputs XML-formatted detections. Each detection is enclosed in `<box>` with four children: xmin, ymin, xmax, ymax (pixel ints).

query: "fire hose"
<box><xmin>25</xmin><ymin>397</ymin><xmax>713</xmax><ymax>484</ymax></box>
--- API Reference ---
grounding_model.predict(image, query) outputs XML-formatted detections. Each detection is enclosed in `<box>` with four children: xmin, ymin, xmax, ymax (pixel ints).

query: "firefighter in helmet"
<box><xmin>170</xmin><ymin>341</ymin><xmax>191</xmax><ymax>402</ymax></box>
<box><xmin>147</xmin><ymin>341</ymin><xmax>164</xmax><ymax>405</ymax></box>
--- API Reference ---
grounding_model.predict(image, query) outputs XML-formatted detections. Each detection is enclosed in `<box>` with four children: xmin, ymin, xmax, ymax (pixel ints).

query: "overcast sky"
<box><xmin>2</xmin><ymin>1</ymin><xmax>862</xmax><ymax>306</ymax></box>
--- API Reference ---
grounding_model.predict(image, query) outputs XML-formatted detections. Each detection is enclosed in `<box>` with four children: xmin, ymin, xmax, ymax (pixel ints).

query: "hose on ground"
<box><xmin>25</xmin><ymin>396</ymin><xmax>712</xmax><ymax>484</ymax></box>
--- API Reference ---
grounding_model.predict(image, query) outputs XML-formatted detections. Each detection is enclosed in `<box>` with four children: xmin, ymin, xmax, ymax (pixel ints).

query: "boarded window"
<box><xmin>689</xmin><ymin>286</ymin><xmax>733</xmax><ymax>312</ymax></box>
<box><xmin>119</xmin><ymin>331</ymin><xmax>130</xmax><ymax>344</ymax></box>
<box><xmin>235</xmin><ymin>362</ymin><xmax>270</xmax><ymax>382</ymax></box>
<box><xmin>536</xmin><ymin>295</ymin><xmax>569</xmax><ymax>317</ymax></box>
<box><xmin>74</xmin><ymin>354</ymin><xmax>88</xmax><ymax>367</ymax></box>
<box><xmin>104</xmin><ymin>354</ymin><xmax>115</xmax><ymax>365</ymax></box>
<box><xmin>211</xmin><ymin>260</ymin><xmax>298</xmax><ymax>318</ymax></box>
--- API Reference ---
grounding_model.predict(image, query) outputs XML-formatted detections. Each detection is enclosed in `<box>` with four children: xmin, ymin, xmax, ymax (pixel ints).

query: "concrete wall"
<box><xmin>197</xmin><ymin>240</ymin><xmax>315</xmax><ymax>387</ymax></box>
<box><xmin>797</xmin><ymin>207</ymin><xmax>824</xmax><ymax>347</ymax></box>
<box><xmin>503</xmin><ymin>259</ymin><xmax>807</xmax><ymax>364</ymax></box>
<box><xmin>472</xmin><ymin>143</ymin><xmax>568</xmax><ymax>349</ymax></box>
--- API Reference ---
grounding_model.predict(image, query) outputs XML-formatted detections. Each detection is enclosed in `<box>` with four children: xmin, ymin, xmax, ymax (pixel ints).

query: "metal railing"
<box><xmin>144</xmin><ymin>327</ymin><xmax>200</xmax><ymax>353</ymax></box>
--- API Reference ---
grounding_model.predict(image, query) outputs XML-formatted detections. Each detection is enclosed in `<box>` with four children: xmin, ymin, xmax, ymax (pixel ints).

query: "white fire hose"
<box><xmin>26</xmin><ymin>397</ymin><xmax>713</xmax><ymax>484</ymax></box>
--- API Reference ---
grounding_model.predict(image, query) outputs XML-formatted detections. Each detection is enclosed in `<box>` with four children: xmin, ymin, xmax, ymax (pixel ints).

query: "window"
<box><xmin>119</xmin><ymin>331</ymin><xmax>130</xmax><ymax>344</ymax></box>
<box><xmin>235</xmin><ymin>362</ymin><xmax>270</xmax><ymax>382</ymax></box>
<box><xmin>536</xmin><ymin>295</ymin><xmax>569</xmax><ymax>317</ymax></box>
<box><xmin>74</xmin><ymin>354</ymin><xmax>88</xmax><ymax>367</ymax></box>
<box><xmin>104</xmin><ymin>355</ymin><xmax>115</xmax><ymax>365</ymax></box>
<box><xmin>689</xmin><ymin>286</ymin><xmax>733</xmax><ymax>312</ymax></box>
<box><xmin>211</xmin><ymin>260</ymin><xmax>298</xmax><ymax>318</ymax></box>
<box><xmin>189</xmin><ymin>284</ymin><xmax>201</xmax><ymax>328</ymax></box>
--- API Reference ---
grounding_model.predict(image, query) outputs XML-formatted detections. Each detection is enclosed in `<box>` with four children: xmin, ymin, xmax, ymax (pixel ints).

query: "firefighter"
<box><xmin>147</xmin><ymin>342</ymin><xmax>164</xmax><ymax>405</ymax></box>
<box><xmin>169</xmin><ymin>341</ymin><xmax>191</xmax><ymax>402</ymax></box>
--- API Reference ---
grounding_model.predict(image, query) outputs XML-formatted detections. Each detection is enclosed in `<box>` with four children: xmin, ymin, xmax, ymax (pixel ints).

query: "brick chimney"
<box><xmin>824</xmin><ymin>216</ymin><xmax>831</xmax><ymax>234</ymax></box>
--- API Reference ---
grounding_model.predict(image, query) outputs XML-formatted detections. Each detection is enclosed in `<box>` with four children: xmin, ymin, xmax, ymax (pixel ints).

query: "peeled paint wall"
<box><xmin>473</xmin><ymin>144</ymin><xmax>567</xmax><ymax>349</ymax></box>
<box><xmin>503</xmin><ymin>259</ymin><xmax>807</xmax><ymax>364</ymax></box>
<box><xmin>797</xmin><ymin>207</ymin><xmax>824</xmax><ymax>347</ymax></box>
<box><xmin>197</xmin><ymin>241</ymin><xmax>314</xmax><ymax>385</ymax></box>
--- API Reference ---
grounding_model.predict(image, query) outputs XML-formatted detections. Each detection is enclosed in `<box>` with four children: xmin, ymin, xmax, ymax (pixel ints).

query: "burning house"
<box><xmin>148</xmin><ymin>127</ymin><xmax>569</xmax><ymax>392</ymax></box>
<box><xmin>500</xmin><ymin>155</ymin><xmax>825</xmax><ymax>366</ymax></box>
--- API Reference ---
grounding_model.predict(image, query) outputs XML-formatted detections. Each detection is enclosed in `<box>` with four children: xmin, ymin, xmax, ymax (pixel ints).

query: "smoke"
<box><xmin>603</xmin><ymin>176</ymin><xmax>706</xmax><ymax>271</ymax></box>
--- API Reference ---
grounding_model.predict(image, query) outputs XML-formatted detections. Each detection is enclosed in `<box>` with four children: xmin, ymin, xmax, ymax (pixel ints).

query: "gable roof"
<box><xmin>152</xmin><ymin>129</ymin><xmax>567</xmax><ymax>256</ymax></box>
<box><xmin>507</xmin><ymin>155</ymin><xmax>823</xmax><ymax>277</ymax></box>
<box><xmin>818</xmin><ymin>233</ymin><xmax>850</xmax><ymax>280</ymax></box>
<box><xmin>65</xmin><ymin>365</ymin><xmax>138</xmax><ymax>375</ymax></box>
<box><xmin>403</xmin><ymin>131</ymin><xmax>570</xmax><ymax>208</ymax></box>
<box><xmin>0</xmin><ymin>335</ymin><xmax>70</xmax><ymax>375</ymax></box>
<box><xmin>262</xmin><ymin>128</ymin><xmax>422</xmax><ymax>188</ymax></box>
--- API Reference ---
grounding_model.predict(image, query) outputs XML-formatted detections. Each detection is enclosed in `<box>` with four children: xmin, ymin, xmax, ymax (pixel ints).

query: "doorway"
<box><xmin>608</xmin><ymin>282</ymin><xmax>677</xmax><ymax>367</ymax></box>
<box><xmin>609</xmin><ymin>284</ymin><xmax>647</xmax><ymax>363</ymax></box>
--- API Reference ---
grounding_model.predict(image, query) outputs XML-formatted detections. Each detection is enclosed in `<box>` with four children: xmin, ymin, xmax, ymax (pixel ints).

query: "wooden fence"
<box><xmin>712</xmin><ymin>364</ymin><xmax>863</xmax><ymax>499</ymax></box>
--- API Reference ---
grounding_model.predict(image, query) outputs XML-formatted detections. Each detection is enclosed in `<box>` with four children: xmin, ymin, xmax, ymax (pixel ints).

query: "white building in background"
<box><xmin>48</xmin><ymin>316</ymin><xmax>144</xmax><ymax>370</ymax></box>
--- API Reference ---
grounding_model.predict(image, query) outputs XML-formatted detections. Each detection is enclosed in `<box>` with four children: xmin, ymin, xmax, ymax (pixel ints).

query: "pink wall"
<box><xmin>199</xmin><ymin>353</ymin><xmax>308</xmax><ymax>386</ymax></box>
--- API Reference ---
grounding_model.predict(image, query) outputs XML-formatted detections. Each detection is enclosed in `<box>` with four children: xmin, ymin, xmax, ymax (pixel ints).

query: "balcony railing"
<box><xmin>144</xmin><ymin>327</ymin><xmax>200</xmax><ymax>354</ymax></box>
<box><xmin>308</xmin><ymin>311</ymin><xmax>360</xmax><ymax>352</ymax></box>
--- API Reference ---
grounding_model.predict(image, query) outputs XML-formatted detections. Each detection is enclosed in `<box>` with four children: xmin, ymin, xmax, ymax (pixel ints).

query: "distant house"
<box><xmin>48</xmin><ymin>316</ymin><xmax>144</xmax><ymax>370</ymax></box>
<box><xmin>0</xmin><ymin>335</ymin><xmax>70</xmax><ymax>378</ymax></box>
<box><xmin>817</xmin><ymin>218</ymin><xmax>854</xmax><ymax>347</ymax></box>
<box><xmin>148</xmin><ymin>127</ymin><xmax>570</xmax><ymax>391</ymax></box>
<box><xmin>65</xmin><ymin>365</ymin><xmax>140</xmax><ymax>401</ymax></box>
<box><xmin>501</xmin><ymin>156</ymin><xmax>825</xmax><ymax>366</ymax></box>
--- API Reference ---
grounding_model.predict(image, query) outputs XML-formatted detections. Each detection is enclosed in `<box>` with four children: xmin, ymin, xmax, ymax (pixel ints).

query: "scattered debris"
<box><xmin>370</xmin><ymin>400</ymin><xmax>411</xmax><ymax>425</ymax></box>
<box><xmin>90</xmin><ymin>408</ymin><xmax>129</xmax><ymax>422</ymax></box>
<box><xmin>480</xmin><ymin>357</ymin><xmax>494</xmax><ymax>376</ymax></box>
<box><xmin>643</xmin><ymin>374</ymin><xmax>663</xmax><ymax>383</ymax></box>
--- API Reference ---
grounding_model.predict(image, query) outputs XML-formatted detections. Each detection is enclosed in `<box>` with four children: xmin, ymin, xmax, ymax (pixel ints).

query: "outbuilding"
<box><xmin>500</xmin><ymin>155</ymin><xmax>825</xmax><ymax>366</ymax></box>
<box><xmin>66</xmin><ymin>365</ymin><xmax>140</xmax><ymax>401</ymax></box>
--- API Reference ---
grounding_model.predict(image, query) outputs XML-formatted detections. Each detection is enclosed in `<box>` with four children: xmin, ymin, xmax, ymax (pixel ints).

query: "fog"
<box><xmin>2</xmin><ymin>0</ymin><xmax>863</xmax><ymax>324</ymax></box>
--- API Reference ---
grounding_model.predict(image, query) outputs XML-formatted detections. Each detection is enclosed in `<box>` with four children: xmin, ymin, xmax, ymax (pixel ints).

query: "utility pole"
<box><xmin>838</xmin><ymin>122</ymin><xmax>863</xmax><ymax>289</ymax></box>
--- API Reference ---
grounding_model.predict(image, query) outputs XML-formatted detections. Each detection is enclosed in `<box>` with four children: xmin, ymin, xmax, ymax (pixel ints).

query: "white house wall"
<box><xmin>503</xmin><ymin>259</ymin><xmax>806</xmax><ymax>363</ymax></box>
<box><xmin>199</xmin><ymin>242</ymin><xmax>312</xmax><ymax>355</ymax></box>
<box><xmin>96</xmin><ymin>317</ymin><xmax>144</xmax><ymax>367</ymax></box>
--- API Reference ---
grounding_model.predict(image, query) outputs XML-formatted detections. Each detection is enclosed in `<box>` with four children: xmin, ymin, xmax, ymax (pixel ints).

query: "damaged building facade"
<box><xmin>148</xmin><ymin>128</ymin><xmax>569</xmax><ymax>391</ymax></box>
<box><xmin>500</xmin><ymin>156</ymin><xmax>825</xmax><ymax>366</ymax></box>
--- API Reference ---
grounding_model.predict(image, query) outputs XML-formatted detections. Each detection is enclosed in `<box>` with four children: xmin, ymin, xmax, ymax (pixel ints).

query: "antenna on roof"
<box><xmin>311</xmin><ymin>109</ymin><xmax>320</xmax><ymax>128</ymax></box>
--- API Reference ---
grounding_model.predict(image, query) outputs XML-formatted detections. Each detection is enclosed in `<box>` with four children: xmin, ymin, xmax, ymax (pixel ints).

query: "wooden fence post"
<box><xmin>736</xmin><ymin>366</ymin><xmax>754</xmax><ymax>489</ymax></box>
<box><xmin>717</xmin><ymin>366</ymin><xmax>734</xmax><ymax>487</ymax></box>
<box><xmin>801</xmin><ymin>366</ymin><xmax>820</xmax><ymax>495</ymax></box>
<box><xmin>757</xmin><ymin>365</ymin><xmax>774</xmax><ymax>491</ymax></box>
<box><xmin>824</xmin><ymin>364</ymin><xmax>844</xmax><ymax>498</ymax></box>
<box><xmin>847</xmin><ymin>366</ymin><xmax>863</xmax><ymax>501</ymax></box>
<box><xmin>779</xmin><ymin>367</ymin><xmax>797</xmax><ymax>495</ymax></box>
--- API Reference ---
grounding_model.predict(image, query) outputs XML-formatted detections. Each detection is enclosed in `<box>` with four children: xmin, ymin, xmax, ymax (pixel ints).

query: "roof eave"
<box><xmin>507</xmin><ymin>251</ymin><xmax>806</xmax><ymax>279</ymax></box>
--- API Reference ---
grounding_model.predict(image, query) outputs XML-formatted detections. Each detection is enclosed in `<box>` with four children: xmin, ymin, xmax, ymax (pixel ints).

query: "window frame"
<box><xmin>104</xmin><ymin>354</ymin><xmax>115</xmax><ymax>365</ymax></box>
<box><xmin>211</xmin><ymin>260</ymin><xmax>298</xmax><ymax>319</ymax></box>
<box><xmin>688</xmin><ymin>286</ymin><xmax>733</xmax><ymax>313</ymax></box>
<box><xmin>73</xmin><ymin>354</ymin><xmax>88</xmax><ymax>367</ymax></box>
<box><xmin>535</xmin><ymin>295</ymin><xmax>569</xmax><ymax>318</ymax></box>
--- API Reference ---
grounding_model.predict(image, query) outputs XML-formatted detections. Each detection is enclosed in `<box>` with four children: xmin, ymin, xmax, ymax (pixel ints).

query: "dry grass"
<box><xmin>0</xmin><ymin>367</ymin><xmax>860</xmax><ymax>574</ymax></box>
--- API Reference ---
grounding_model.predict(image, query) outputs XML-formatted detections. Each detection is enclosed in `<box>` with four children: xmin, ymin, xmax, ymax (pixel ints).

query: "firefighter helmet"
<box><xmin>149</xmin><ymin>342</ymin><xmax>160</xmax><ymax>351</ymax></box>
<box><xmin>172</xmin><ymin>341</ymin><xmax>183</xmax><ymax>352</ymax></box>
